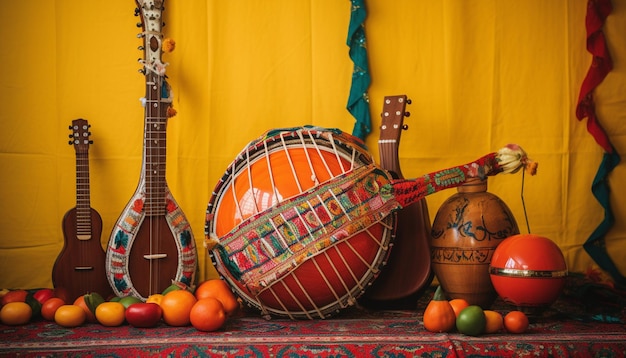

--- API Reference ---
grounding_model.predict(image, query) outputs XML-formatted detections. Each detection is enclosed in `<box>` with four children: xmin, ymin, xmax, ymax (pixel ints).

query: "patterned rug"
<box><xmin>1</xmin><ymin>280</ymin><xmax>625</xmax><ymax>357</ymax></box>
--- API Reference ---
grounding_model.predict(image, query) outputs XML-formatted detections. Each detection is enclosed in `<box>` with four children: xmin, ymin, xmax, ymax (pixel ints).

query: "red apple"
<box><xmin>125</xmin><ymin>302</ymin><xmax>162</xmax><ymax>328</ymax></box>
<box><xmin>33</xmin><ymin>288</ymin><xmax>55</xmax><ymax>304</ymax></box>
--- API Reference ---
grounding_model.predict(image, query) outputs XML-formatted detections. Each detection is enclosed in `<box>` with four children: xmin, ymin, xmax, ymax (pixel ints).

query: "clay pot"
<box><xmin>430</xmin><ymin>178</ymin><xmax>519</xmax><ymax>308</ymax></box>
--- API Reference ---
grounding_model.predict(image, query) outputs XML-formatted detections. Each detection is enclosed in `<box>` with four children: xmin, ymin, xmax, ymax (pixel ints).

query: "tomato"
<box><xmin>41</xmin><ymin>297</ymin><xmax>66</xmax><ymax>321</ymax></box>
<box><xmin>504</xmin><ymin>310</ymin><xmax>529</xmax><ymax>333</ymax></box>
<box><xmin>55</xmin><ymin>304</ymin><xmax>86</xmax><ymax>328</ymax></box>
<box><xmin>194</xmin><ymin>279</ymin><xmax>239</xmax><ymax>316</ymax></box>
<box><xmin>73</xmin><ymin>295</ymin><xmax>96</xmax><ymax>323</ymax></box>
<box><xmin>125</xmin><ymin>302</ymin><xmax>162</xmax><ymax>328</ymax></box>
<box><xmin>95</xmin><ymin>301</ymin><xmax>126</xmax><ymax>327</ymax></box>
<box><xmin>190</xmin><ymin>297</ymin><xmax>227</xmax><ymax>332</ymax></box>
<box><xmin>456</xmin><ymin>305</ymin><xmax>486</xmax><ymax>336</ymax></box>
<box><xmin>0</xmin><ymin>302</ymin><xmax>32</xmax><ymax>325</ymax></box>
<box><xmin>1</xmin><ymin>290</ymin><xmax>28</xmax><ymax>306</ymax></box>
<box><xmin>33</xmin><ymin>288</ymin><xmax>55</xmax><ymax>304</ymax></box>
<box><xmin>449</xmin><ymin>298</ymin><xmax>470</xmax><ymax>318</ymax></box>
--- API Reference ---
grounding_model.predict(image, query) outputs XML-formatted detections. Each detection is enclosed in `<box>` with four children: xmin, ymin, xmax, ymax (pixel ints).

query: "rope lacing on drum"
<box><xmin>296</xmin><ymin>130</ymin><xmax>319</xmax><ymax>185</ymax></box>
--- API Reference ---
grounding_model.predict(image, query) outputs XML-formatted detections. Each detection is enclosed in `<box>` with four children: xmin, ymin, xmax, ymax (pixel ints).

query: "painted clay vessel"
<box><xmin>430</xmin><ymin>177</ymin><xmax>519</xmax><ymax>308</ymax></box>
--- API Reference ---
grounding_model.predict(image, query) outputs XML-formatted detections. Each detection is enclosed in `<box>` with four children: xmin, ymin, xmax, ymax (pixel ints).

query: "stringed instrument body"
<box><xmin>53</xmin><ymin>119</ymin><xmax>113</xmax><ymax>302</ymax></box>
<box><xmin>361</xmin><ymin>95</ymin><xmax>433</xmax><ymax>308</ymax></box>
<box><xmin>105</xmin><ymin>0</ymin><xmax>197</xmax><ymax>300</ymax></box>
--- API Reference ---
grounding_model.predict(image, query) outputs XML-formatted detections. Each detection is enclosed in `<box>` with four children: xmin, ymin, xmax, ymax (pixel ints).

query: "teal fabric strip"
<box><xmin>583</xmin><ymin>150</ymin><xmax>625</xmax><ymax>287</ymax></box>
<box><xmin>346</xmin><ymin>0</ymin><xmax>371</xmax><ymax>140</ymax></box>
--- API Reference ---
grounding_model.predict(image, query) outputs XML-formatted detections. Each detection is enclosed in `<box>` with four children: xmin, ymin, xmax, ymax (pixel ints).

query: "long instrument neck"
<box><xmin>143</xmin><ymin>71</ymin><xmax>169</xmax><ymax>216</ymax></box>
<box><xmin>378</xmin><ymin>139</ymin><xmax>402</xmax><ymax>178</ymax></box>
<box><xmin>75</xmin><ymin>149</ymin><xmax>92</xmax><ymax>239</ymax></box>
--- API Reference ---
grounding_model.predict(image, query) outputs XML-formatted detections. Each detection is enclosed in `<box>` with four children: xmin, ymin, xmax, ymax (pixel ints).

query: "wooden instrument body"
<box><xmin>362</xmin><ymin>95</ymin><xmax>433</xmax><ymax>307</ymax></box>
<box><xmin>54</xmin><ymin>208</ymin><xmax>113</xmax><ymax>302</ymax></box>
<box><xmin>53</xmin><ymin>118</ymin><xmax>112</xmax><ymax>302</ymax></box>
<box><xmin>105</xmin><ymin>0</ymin><xmax>197</xmax><ymax>300</ymax></box>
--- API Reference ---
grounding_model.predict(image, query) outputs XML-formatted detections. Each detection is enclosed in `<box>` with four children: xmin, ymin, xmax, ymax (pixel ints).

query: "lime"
<box><xmin>118</xmin><ymin>296</ymin><xmax>142</xmax><ymax>309</ymax></box>
<box><xmin>456</xmin><ymin>305</ymin><xmax>486</xmax><ymax>336</ymax></box>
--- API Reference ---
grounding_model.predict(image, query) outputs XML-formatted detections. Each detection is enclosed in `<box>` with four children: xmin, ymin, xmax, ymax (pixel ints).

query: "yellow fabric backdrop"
<box><xmin>0</xmin><ymin>0</ymin><xmax>624</xmax><ymax>290</ymax></box>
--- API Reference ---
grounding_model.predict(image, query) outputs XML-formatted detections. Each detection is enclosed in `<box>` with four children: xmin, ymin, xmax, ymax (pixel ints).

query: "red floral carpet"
<box><xmin>2</xmin><ymin>280</ymin><xmax>626</xmax><ymax>357</ymax></box>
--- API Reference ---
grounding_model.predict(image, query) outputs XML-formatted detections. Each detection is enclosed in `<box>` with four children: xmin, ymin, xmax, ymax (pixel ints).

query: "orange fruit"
<box><xmin>190</xmin><ymin>297</ymin><xmax>227</xmax><ymax>332</ymax></box>
<box><xmin>95</xmin><ymin>301</ymin><xmax>126</xmax><ymax>327</ymax></box>
<box><xmin>41</xmin><ymin>297</ymin><xmax>66</xmax><ymax>321</ymax></box>
<box><xmin>73</xmin><ymin>295</ymin><xmax>96</xmax><ymax>322</ymax></box>
<box><xmin>449</xmin><ymin>298</ymin><xmax>470</xmax><ymax>318</ymax></box>
<box><xmin>1</xmin><ymin>289</ymin><xmax>28</xmax><ymax>306</ymax></box>
<box><xmin>0</xmin><ymin>302</ymin><xmax>32</xmax><ymax>325</ymax></box>
<box><xmin>194</xmin><ymin>279</ymin><xmax>239</xmax><ymax>315</ymax></box>
<box><xmin>504</xmin><ymin>310</ymin><xmax>529</xmax><ymax>333</ymax></box>
<box><xmin>146</xmin><ymin>294</ymin><xmax>164</xmax><ymax>306</ymax></box>
<box><xmin>55</xmin><ymin>304</ymin><xmax>86</xmax><ymax>328</ymax></box>
<box><xmin>483</xmin><ymin>310</ymin><xmax>504</xmax><ymax>333</ymax></box>
<box><xmin>160</xmin><ymin>289</ymin><xmax>197</xmax><ymax>326</ymax></box>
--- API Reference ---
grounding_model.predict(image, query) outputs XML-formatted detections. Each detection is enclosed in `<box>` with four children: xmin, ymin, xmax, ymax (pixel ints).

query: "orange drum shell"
<box><xmin>206</xmin><ymin>129</ymin><xmax>394</xmax><ymax>319</ymax></box>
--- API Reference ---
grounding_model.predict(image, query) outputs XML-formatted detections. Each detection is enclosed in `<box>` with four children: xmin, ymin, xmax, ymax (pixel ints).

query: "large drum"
<box><xmin>205</xmin><ymin>127</ymin><xmax>395</xmax><ymax>319</ymax></box>
<box><xmin>205</xmin><ymin>126</ymin><xmax>532</xmax><ymax>320</ymax></box>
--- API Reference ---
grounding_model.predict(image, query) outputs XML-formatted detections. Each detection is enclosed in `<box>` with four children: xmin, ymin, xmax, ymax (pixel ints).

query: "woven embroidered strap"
<box><xmin>207</xmin><ymin>144</ymin><xmax>530</xmax><ymax>295</ymax></box>
<box><xmin>392</xmin><ymin>151</ymin><xmax>502</xmax><ymax>208</ymax></box>
<box><xmin>212</xmin><ymin>164</ymin><xmax>398</xmax><ymax>293</ymax></box>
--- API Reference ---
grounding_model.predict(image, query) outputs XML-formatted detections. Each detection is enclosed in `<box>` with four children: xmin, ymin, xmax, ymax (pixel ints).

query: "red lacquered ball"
<box><xmin>489</xmin><ymin>234</ymin><xmax>567</xmax><ymax>308</ymax></box>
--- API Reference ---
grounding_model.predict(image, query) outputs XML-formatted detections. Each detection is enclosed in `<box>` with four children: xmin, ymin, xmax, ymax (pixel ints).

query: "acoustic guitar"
<box><xmin>105</xmin><ymin>0</ymin><xmax>197</xmax><ymax>300</ymax></box>
<box><xmin>53</xmin><ymin>119</ymin><xmax>113</xmax><ymax>302</ymax></box>
<box><xmin>361</xmin><ymin>95</ymin><xmax>433</xmax><ymax>308</ymax></box>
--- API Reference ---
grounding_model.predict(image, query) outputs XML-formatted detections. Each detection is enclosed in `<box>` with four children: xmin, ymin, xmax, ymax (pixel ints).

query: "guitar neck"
<box><xmin>136</xmin><ymin>0</ymin><xmax>172</xmax><ymax>217</ymax></box>
<box><xmin>69</xmin><ymin>119</ymin><xmax>94</xmax><ymax>239</ymax></box>
<box><xmin>378</xmin><ymin>140</ymin><xmax>401</xmax><ymax>177</ymax></box>
<box><xmin>142</xmin><ymin>71</ymin><xmax>170</xmax><ymax>216</ymax></box>
<box><xmin>75</xmin><ymin>150</ymin><xmax>92</xmax><ymax>238</ymax></box>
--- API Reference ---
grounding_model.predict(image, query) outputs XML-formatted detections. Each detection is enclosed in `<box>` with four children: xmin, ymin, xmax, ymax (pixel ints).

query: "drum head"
<box><xmin>206</xmin><ymin>127</ymin><xmax>394</xmax><ymax>319</ymax></box>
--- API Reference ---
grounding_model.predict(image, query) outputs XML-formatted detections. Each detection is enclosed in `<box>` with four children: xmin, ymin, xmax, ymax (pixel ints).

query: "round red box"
<box><xmin>489</xmin><ymin>234</ymin><xmax>567</xmax><ymax>308</ymax></box>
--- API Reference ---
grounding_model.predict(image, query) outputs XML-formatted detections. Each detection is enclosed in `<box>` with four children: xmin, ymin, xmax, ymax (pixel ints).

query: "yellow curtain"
<box><xmin>0</xmin><ymin>0</ymin><xmax>624</xmax><ymax>290</ymax></box>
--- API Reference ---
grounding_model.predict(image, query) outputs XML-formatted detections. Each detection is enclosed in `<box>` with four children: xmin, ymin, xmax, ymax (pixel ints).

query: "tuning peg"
<box><xmin>134</xmin><ymin>8</ymin><xmax>140</xmax><ymax>16</ymax></box>
<box><xmin>406</xmin><ymin>99</ymin><xmax>412</xmax><ymax>105</ymax></box>
<box><xmin>136</xmin><ymin>22</ymin><xmax>143</xmax><ymax>28</ymax></box>
<box><xmin>402</xmin><ymin>124</ymin><xmax>409</xmax><ymax>130</ymax></box>
<box><xmin>404</xmin><ymin>111</ymin><xmax>411</xmax><ymax>117</ymax></box>
<box><xmin>68</xmin><ymin>125</ymin><xmax>72</xmax><ymax>130</ymax></box>
<box><xmin>138</xmin><ymin>45</ymin><xmax>145</xmax><ymax>51</ymax></box>
<box><xmin>89</xmin><ymin>140</ymin><xmax>94</xmax><ymax>145</ymax></box>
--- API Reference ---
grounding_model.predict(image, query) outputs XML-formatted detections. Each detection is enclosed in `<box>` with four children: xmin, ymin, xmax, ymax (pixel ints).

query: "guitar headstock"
<box><xmin>69</xmin><ymin>119</ymin><xmax>92</xmax><ymax>153</ymax></box>
<box><xmin>134</xmin><ymin>0</ymin><xmax>166</xmax><ymax>68</ymax></box>
<box><xmin>379</xmin><ymin>95</ymin><xmax>411</xmax><ymax>143</ymax></box>
<box><xmin>134</xmin><ymin>0</ymin><xmax>165</xmax><ymax>31</ymax></box>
